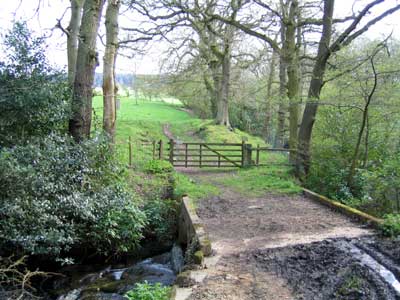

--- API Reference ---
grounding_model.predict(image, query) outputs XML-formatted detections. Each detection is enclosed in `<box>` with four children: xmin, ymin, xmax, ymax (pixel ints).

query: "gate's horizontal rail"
<box><xmin>173</xmin><ymin>159</ymin><xmax>242</xmax><ymax>163</ymax></box>
<box><xmin>172</xmin><ymin>154</ymin><xmax>242</xmax><ymax>158</ymax></box>
<box><xmin>174</xmin><ymin>165</ymin><xmax>238</xmax><ymax>168</ymax></box>
<box><xmin>178</xmin><ymin>142</ymin><xmax>243</xmax><ymax>146</ymax></box>
<box><xmin>173</xmin><ymin>148</ymin><xmax>242</xmax><ymax>152</ymax></box>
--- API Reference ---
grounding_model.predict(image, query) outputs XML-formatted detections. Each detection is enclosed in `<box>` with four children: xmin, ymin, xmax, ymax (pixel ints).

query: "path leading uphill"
<box><xmin>175</xmin><ymin>170</ymin><xmax>400</xmax><ymax>300</ymax></box>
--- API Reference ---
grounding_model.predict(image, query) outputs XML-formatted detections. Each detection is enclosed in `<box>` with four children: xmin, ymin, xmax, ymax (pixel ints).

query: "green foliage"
<box><xmin>0</xmin><ymin>134</ymin><xmax>146</xmax><ymax>258</ymax></box>
<box><xmin>380</xmin><ymin>214</ymin><xmax>400</xmax><ymax>237</ymax></box>
<box><xmin>142</xmin><ymin>199</ymin><xmax>178</xmax><ymax>243</ymax></box>
<box><xmin>125</xmin><ymin>282</ymin><xmax>171</xmax><ymax>300</ymax></box>
<box><xmin>143</xmin><ymin>160</ymin><xmax>173</xmax><ymax>174</ymax></box>
<box><xmin>0</xmin><ymin>22</ymin><xmax>69</xmax><ymax>146</ymax></box>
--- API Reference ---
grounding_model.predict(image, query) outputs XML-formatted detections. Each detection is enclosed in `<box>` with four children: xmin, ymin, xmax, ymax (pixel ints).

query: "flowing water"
<box><xmin>55</xmin><ymin>244</ymin><xmax>184</xmax><ymax>300</ymax></box>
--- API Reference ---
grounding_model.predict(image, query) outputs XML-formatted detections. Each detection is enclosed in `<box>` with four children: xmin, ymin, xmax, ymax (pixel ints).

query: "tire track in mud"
<box><xmin>178</xmin><ymin>170</ymin><xmax>400</xmax><ymax>300</ymax></box>
<box><xmin>163</xmin><ymin>127</ymin><xmax>400</xmax><ymax>299</ymax></box>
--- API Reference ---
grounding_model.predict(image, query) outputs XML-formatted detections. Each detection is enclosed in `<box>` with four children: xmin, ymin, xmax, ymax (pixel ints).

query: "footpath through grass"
<box><xmin>93</xmin><ymin>96</ymin><xmax>301</xmax><ymax>199</ymax></box>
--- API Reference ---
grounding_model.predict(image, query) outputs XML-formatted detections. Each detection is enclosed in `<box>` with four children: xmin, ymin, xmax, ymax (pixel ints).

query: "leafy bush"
<box><xmin>381</xmin><ymin>214</ymin><xmax>400</xmax><ymax>237</ymax></box>
<box><xmin>0</xmin><ymin>22</ymin><xmax>70</xmax><ymax>147</ymax></box>
<box><xmin>142</xmin><ymin>199</ymin><xmax>178</xmax><ymax>243</ymax></box>
<box><xmin>143</xmin><ymin>160</ymin><xmax>173</xmax><ymax>174</ymax></box>
<box><xmin>0</xmin><ymin>134</ymin><xmax>146</xmax><ymax>259</ymax></box>
<box><xmin>125</xmin><ymin>282</ymin><xmax>171</xmax><ymax>300</ymax></box>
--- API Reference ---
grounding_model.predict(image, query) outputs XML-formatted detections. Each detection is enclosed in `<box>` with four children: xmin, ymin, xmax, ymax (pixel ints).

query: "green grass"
<box><xmin>215</xmin><ymin>166</ymin><xmax>302</xmax><ymax>196</ymax></box>
<box><xmin>174</xmin><ymin>172</ymin><xmax>220</xmax><ymax>201</ymax></box>
<box><xmin>92</xmin><ymin>96</ymin><xmax>195</xmax><ymax>164</ymax></box>
<box><xmin>94</xmin><ymin>97</ymin><xmax>300</xmax><ymax>197</ymax></box>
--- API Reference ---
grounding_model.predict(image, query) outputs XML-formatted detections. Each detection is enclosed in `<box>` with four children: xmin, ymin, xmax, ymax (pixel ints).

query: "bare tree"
<box><xmin>103</xmin><ymin>0</ymin><xmax>121</xmax><ymax>141</ymax></box>
<box><xmin>296</xmin><ymin>0</ymin><xmax>400</xmax><ymax>178</ymax></box>
<box><xmin>69</xmin><ymin>0</ymin><xmax>106</xmax><ymax>142</ymax></box>
<box><xmin>67</xmin><ymin>0</ymin><xmax>85</xmax><ymax>86</ymax></box>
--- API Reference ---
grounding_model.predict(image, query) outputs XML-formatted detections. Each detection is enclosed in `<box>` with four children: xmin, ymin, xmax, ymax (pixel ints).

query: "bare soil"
<box><xmin>178</xmin><ymin>169</ymin><xmax>400</xmax><ymax>300</ymax></box>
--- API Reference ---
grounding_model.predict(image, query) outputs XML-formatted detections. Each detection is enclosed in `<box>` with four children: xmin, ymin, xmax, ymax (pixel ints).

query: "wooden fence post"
<box><xmin>241</xmin><ymin>140</ymin><xmax>245</xmax><ymax>167</ymax></box>
<box><xmin>199</xmin><ymin>144</ymin><xmax>203</xmax><ymax>168</ymax></box>
<box><xmin>256</xmin><ymin>144</ymin><xmax>260</xmax><ymax>166</ymax></box>
<box><xmin>169</xmin><ymin>139</ymin><xmax>174</xmax><ymax>164</ymax></box>
<box><xmin>243</xmin><ymin>144</ymin><xmax>253</xmax><ymax>167</ymax></box>
<box><xmin>128</xmin><ymin>136</ymin><xmax>133</xmax><ymax>167</ymax></box>
<box><xmin>158</xmin><ymin>140</ymin><xmax>164</xmax><ymax>160</ymax></box>
<box><xmin>185</xmin><ymin>143</ymin><xmax>188</xmax><ymax>168</ymax></box>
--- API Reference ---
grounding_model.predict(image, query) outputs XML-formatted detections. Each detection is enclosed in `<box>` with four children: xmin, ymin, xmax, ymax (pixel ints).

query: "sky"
<box><xmin>0</xmin><ymin>0</ymin><xmax>399</xmax><ymax>75</ymax></box>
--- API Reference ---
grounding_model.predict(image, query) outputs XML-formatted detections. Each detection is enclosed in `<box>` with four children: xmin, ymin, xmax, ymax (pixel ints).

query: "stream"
<box><xmin>53</xmin><ymin>244</ymin><xmax>184</xmax><ymax>300</ymax></box>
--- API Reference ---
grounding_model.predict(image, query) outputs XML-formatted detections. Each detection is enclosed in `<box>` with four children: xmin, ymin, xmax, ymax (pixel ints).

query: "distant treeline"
<box><xmin>94</xmin><ymin>73</ymin><xmax>135</xmax><ymax>87</ymax></box>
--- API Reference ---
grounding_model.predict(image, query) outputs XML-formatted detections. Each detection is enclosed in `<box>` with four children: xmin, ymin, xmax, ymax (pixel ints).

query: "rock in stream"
<box><xmin>56</xmin><ymin>245</ymin><xmax>183</xmax><ymax>300</ymax></box>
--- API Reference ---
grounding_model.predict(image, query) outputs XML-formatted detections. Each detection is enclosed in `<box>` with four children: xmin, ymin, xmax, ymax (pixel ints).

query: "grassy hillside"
<box><xmin>93</xmin><ymin>97</ymin><xmax>300</xmax><ymax>197</ymax></box>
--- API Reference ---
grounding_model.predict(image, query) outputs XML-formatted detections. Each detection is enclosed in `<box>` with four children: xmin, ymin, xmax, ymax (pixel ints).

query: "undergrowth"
<box><xmin>125</xmin><ymin>282</ymin><xmax>171</xmax><ymax>300</ymax></box>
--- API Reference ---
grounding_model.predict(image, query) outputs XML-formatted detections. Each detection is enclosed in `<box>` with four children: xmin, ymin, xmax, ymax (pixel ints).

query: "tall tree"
<box><xmin>67</xmin><ymin>0</ymin><xmax>85</xmax><ymax>86</ymax></box>
<box><xmin>296</xmin><ymin>0</ymin><xmax>400</xmax><ymax>178</ymax></box>
<box><xmin>103</xmin><ymin>0</ymin><xmax>121</xmax><ymax>141</ymax></box>
<box><xmin>69</xmin><ymin>0</ymin><xmax>106</xmax><ymax>142</ymax></box>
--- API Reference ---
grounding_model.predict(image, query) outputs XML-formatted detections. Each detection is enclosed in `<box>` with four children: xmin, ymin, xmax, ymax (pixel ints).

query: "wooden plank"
<box><xmin>203</xmin><ymin>144</ymin><xmax>241</xmax><ymax>167</ymax></box>
<box><xmin>173</xmin><ymin>159</ymin><xmax>242</xmax><ymax>163</ymax></box>
<box><xmin>180</xmin><ymin>142</ymin><xmax>243</xmax><ymax>146</ymax></box>
<box><xmin>256</xmin><ymin>148</ymin><xmax>295</xmax><ymax>152</ymax></box>
<box><xmin>173</xmin><ymin>165</ymin><xmax>238</xmax><ymax>168</ymax></box>
<box><xmin>176</xmin><ymin>148</ymin><xmax>242</xmax><ymax>152</ymax></box>
<box><xmin>172</xmin><ymin>154</ymin><xmax>242</xmax><ymax>158</ymax></box>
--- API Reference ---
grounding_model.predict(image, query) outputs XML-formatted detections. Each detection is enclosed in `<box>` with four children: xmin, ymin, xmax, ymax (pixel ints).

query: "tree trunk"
<box><xmin>69</xmin><ymin>0</ymin><xmax>106</xmax><ymax>142</ymax></box>
<box><xmin>103</xmin><ymin>0</ymin><xmax>120</xmax><ymax>141</ymax></box>
<box><xmin>67</xmin><ymin>0</ymin><xmax>85</xmax><ymax>87</ymax></box>
<box><xmin>274</xmin><ymin>26</ymin><xmax>287</xmax><ymax>148</ymax></box>
<box><xmin>217</xmin><ymin>41</ymin><xmax>231</xmax><ymax>127</ymax></box>
<box><xmin>285</xmin><ymin>0</ymin><xmax>300</xmax><ymax>162</ymax></box>
<box><xmin>296</xmin><ymin>0</ymin><xmax>334</xmax><ymax>178</ymax></box>
<box><xmin>265</xmin><ymin>49</ymin><xmax>277</xmax><ymax>142</ymax></box>
<box><xmin>204</xmin><ymin>66</ymin><xmax>219</xmax><ymax>118</ymax></box>
<box><xmin>348</xmin><ymin>55</ymin><xmax>378</xmax><ymax>191</ymax></box>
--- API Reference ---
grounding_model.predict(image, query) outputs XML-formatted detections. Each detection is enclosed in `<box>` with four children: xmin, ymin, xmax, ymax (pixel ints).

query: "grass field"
<box><xmin>93</xmin><ymin>96</ymin><xmax>300</xmax><ymax>197</ymax></box>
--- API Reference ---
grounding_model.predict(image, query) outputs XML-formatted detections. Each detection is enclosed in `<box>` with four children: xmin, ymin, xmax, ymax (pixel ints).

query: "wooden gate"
<box><xmin>167</xmin><ymin>140</ymin><xmax>252</xmax><ymax>168</ymax></box>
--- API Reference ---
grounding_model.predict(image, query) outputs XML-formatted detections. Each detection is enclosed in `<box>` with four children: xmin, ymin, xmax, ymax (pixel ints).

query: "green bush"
<box><xmin>0</xmin><ymin>134</ymin><xmax>146</xmax><ymax>259</ymax></box>
<box><xmin>143</xmin><ymin>160</ymin><xmax>173</xmax><ymax>174</ymax></box>
<box><xmin>0</xmin><ymin>22</ymin><xmax>70</xmax><ymax>146</ymax></box>
<box><xmin>125</xmin><ymin>282</ymin><xmax>171</xmax><ymax>300</ymax></box>
<box><xmin>142</xmin><ymin>199</ymin><xmax>178</xmax><ymax>243</ymax></box>
<box><xmin>381</xmin><ymin>214</ymin><xmax>400</xmax><ymax>237</ymax></box>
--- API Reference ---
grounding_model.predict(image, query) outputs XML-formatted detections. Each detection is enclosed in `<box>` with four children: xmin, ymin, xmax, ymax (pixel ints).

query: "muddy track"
<box><xmin>177</xmin><ymin>170</ymin><xmax>400</xmax><ymax>300</ymax></box>
<box><xmin>163</xmin><ymin>127</ymin><xmax>400</xmax><ymax>300</ymax></box>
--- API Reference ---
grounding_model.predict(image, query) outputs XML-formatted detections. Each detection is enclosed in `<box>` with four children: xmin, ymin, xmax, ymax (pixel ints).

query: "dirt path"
<box><xmin>177</xmin><ymin>170</ymin><xmax>382</xmax><ymax>300</ymax></box>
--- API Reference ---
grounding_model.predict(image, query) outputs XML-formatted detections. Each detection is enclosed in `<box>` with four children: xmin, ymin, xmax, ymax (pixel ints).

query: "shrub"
<box><xmin>125</xmin><ymin>282</ymin><xmax>171</xmax><ymax>300</ymax></box>
<box><xmin>142</xmin><ymin>199</ymin><xmax>178</xmax><ymax>243</ymax></box>
<box><xmin>143</xmin><ymin>160</ymin><xmax>173</xmax><ymax>174</ymax></box>
<box><xmin>0</xmin><ymin>22</ymin><xmax>70</xmax><ymax>146</ymax></box>
<box><xmin>381</xmin><ymin>214</ymin><xmax>400</xmax><ymax>237</ymax></box>
<box><xmin>0</xmin><ymin>134</ymin><xmax>146</xmax><ymax>259</ymax></box>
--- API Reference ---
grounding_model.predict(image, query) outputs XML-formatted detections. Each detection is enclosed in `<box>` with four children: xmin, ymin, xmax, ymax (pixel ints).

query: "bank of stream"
<box><xmin>50</xmin><ymin>244</ymin><xmax>184</xmax><ymax>300</ymax></box>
